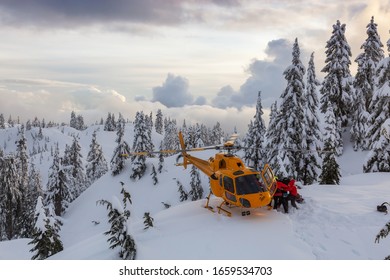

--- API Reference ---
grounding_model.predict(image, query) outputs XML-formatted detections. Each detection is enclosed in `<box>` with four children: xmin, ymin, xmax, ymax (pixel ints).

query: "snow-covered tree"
<box><xmin>45</xmin><ymin>144</ymin><xmax>72</xmax><ymax>216</ymax></box>
<box><xmin>104</xmin><ymin>112</ymin><xmax>116</xmax><ymax>131</ymax></box>
<box><xmin>28</xmin><ymin>197</ymin><xmax>63</xmax><ymax>260</ymax></box>
<box><xmin>155</xmin><ymin>109</ymin><xmax>163</xmax><ymax>135</ymax></box>
<box><xmin>143</xmin><ymin>212</ymin><xmax>154</xmax><ymax>230</ymax></box>
<box><xmin>63</xmin><ymin>136</ymin><xmax>86</xmax><ymax>199</ymax></box>
<box><xmin>244</xmin><ymin>91</ymin><xmax>267</xmax><ymax>171</ymax></box>
<box><xmin>151</xmin><ymin>164</ymin><xmax>158</xmax><ymax>185</ymax></box>
<box><xmin>0</xmin><ymin>113</ymin><xmax>5</xmax><ymax>129</ymax></box>
<box><xmin>320</xmin><ymin>20</ymin><xmax>353</xmax><ymax>130</ymax></box>
<box><xmin>163</xmin><ymin>118</ymin><xmax>179</xmax><ymax>155</ymax></box>
<box><xmin>130</xmin><ymin>111</ymin><xmax>149</xmax><ymax>180</ymax></box>
<box><xmin>276</xmin><ymin>38</ymin><xmax>306</xmax><ymax>179</ymax></box>
<box><xmin>366</xmin><ymin>35</ymin><xmax>390</xmax><ymax>149</ymax></box>
<box><xmin>363</xmin><ymin>128</ymin><xmax>390</xmax><ymax>172</ymax></box>
<box><xmin>375</xmin><ymin>221</ymin><xmax>390</xmax><ymax>260</ymax></box>
<box><xmin>319</xmin><ymin>105</ymin><xmax>341</xmax><ymax>185</ymax></box>
<box><xmin>0</xmin><ymin>155</ymin><xmax>21</xmax><ymax>240</ymax></box>
<box><xmin>86</xmin><ymin>130</ymin><xmax>108</xmax><ymax>184</ymax></box>
<box><xmin>189</xmin><ymin>165</ymin><xmax>203</xmax><ymax>201</ymax></box>
<box><xmin>97</xmin><ymin>186</ymin><xmax>136</xmax><ymax>260</ymax></box>
<box><xmin>158</xmin><ymin>141</ymin><xmax>164</xmax><ymax>173</ymax></box>
<box><xmin>111</xmin><ymin>118</ymin><xmax>131</xmax><ymax>176</ymax></box>
<box><xmin>265</xmin><ymin>101</ymin><xmax>281</xmax><ymax>173</ymax></box>
<box><xmin>177</xmin><ymin>180</ymin><xmax>188</xmax><ymax>202</ymax></box>
<box><xmin>302</xmin><ymin>52</ymin><xmax>322</xmax><ymax>185</ymax></box>
<box><xmin>351</xmin><ymin>17</ymin><xmax>384</xmax><ymax>150</ymax></box>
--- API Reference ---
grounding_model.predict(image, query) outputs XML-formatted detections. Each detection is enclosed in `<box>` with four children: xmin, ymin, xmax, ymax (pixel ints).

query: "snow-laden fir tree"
<box><xmin>86</xmin><ymin>130</ymin><xmax>108</xmax><ymax>184</ymax></box>
<box><xmin>351</xmin><ymin>17</ymin><xmax>384</xmax><ymax>150</ymax></box>
<box><xmin>276</xmin><ymin>38</ymin><xmax>306</xmax><ymax>180</ymax></box>
<box><xmin>162</xmin><ymin>118</ymin><xmax>179</xmax><ymax>155</ymax></box>
<box><xmin>158</xmin><ymin>141</ymin><xmax>164</xmax><ymax>173</ymax></box>
<box><xmin>363</xmin><ymin>125</ymin><xmax>390</xmax><ymax>172</ymax></box>
<box><xmin>210</xmin><ymin>122</ymin><xmax>224</xmax><ymax>145</ymax></box>
<box><xmin>244</xmin><ymin>91</ymin><xmax>267</xmax><ymax>171</ymax></box>
<box><xmin>319</xmin><ymin>104</ymin><xmax>341</xmax><ymax>185</ymax></box>
<box><xmin>155</xmin><ymin>109</ymin><xmax>163</xmax><ymax>135</ymax></box>
<box><xmin>189</xmin><ymin>165</ymin><xmax>203</xmax><ymax>201</ymax></box>
<box><xmin>151</xmin><ymin>164</ymin><xmax>158</xmax><ymax>185</ymax></box>
<box><xmin>302</xmin><ymin>52</ymin><xmax>322</xmax><ymax>185</ymax></box>
<box><xmin>97</xmin><ymin>186</ymin><xmax>136</xmax><ymax>260</ymax></box>
<box><xmin>320</xmin><ymin>19</ymin><xmax>353</xmax><ymax>131</ymax></box>
<box><xmin>0</xmin><ymin>155</ymin><xmax>21</xmax><ymax>240</ymax></box>
<box><xmin>265</xmin><ymin>101</ymin><xmax>282</xmax><ymax>173</ymax></box>
<box><xmin>22</xmin><ymin>162</ymin><xmax>43</xmax><ymax>238</ymax></box>
<box><xmin>375</xmin><ymin>220</ymin><xmax>390</xmax><ymax>260</ymax></box>
<box><xmin>14</xmin><ymin>125</ymin><xmax>29</xmax><ymax>236</ymax></box>
<box><xmin>0</xmin><ymin>113</ymin><xmax>5</xmax><ymax>129</ymax></box>
<box><xmin>177</xmin><ymin>180</ymin><xmax>188</xmax><ymax>202</ymax></box>
<box><xmin>110</xmin><ymin>117</ymin><xmax>131</xmax><ymax>176</ymax></box>
<box><xmin>104</xmin><ymin>112</ymin><xmax>116</xmax><ymax>131</ymax></box>
<box><xmin>45</xmin><ymin>144</ymin><xmax>73</xmax><ymax>216</ymax></box>
<box><xmin>143</xmin><ymin>212</ymin><xmax>154</xmax><ymax>230</ymax></box>
<box><xmin>366</xmin><ymin>35</ymin><xmax>390</xmax><ymax>149</ymax></box>
<box><xmin>130</xmin><ymin>111</ymin><xmax>150</xmax><ymax>180</ymax></box>
<box><xmin>29</xmin><ymin>197</ymin><xmax>63</xmax><ymax>260</ymax></box>
<box><xmin>63</xmin><ymin>136</ymin><xmax>86</xmax><ymax>199</ymax></box>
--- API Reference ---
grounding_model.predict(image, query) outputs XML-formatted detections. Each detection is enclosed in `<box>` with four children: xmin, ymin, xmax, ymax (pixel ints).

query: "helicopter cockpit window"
<box><xmin>223</xmin><ymin>176</ymin><xmax>234</xmax><ymax>193</ymax></box>
<box><xmin>235</xmin><ymin>174</ymin><xmax>265</xmax><ymax>195</ymax></box>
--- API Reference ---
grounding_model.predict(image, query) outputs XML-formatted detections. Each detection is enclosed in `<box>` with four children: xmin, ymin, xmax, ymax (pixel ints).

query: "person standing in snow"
<box><xmin>286</xmin><ymin>179</ymin><xmax>299</xmax><ymax>210</ymax></box>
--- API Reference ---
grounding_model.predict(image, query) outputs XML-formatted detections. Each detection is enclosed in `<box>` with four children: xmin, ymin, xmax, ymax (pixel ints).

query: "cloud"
<box><xmin>152</xmin><ymin>73</ymin><xmax>195</xmax><ymax>108</ymax></box>
<box><xmin>212</xmin><ymin>38</ymin><xmax>309</xmax><ymax>109</ymax></box>
<box><xmin>0</xmin><ymin>0</ymin><xmax>241</xmax><ymax>29</ymax></box>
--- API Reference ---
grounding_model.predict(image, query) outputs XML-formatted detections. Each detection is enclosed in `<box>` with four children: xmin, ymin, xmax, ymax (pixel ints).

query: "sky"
<box><xmin>0</xmin><ymin>0</ymin><xmax>389</xmax><ymax>133</ymax></box>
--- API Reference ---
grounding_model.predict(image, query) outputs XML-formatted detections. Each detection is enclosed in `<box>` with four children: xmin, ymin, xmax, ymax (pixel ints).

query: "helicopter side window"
<box><xmin>223</xmin><ymin>176</ymin><xmax>234</xmax><ymax>193</ymax></box>
<box><xmin>235</xmin><ymin>174</ymin><xmax>264</xmax><ymax>195</ymax></box>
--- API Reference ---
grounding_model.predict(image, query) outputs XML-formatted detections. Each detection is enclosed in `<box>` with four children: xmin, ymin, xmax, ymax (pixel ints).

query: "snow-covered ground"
<box><xmin>0</xmin><ymin>124</ymin><xmax>389</xmax><ymax>261</ymax></box>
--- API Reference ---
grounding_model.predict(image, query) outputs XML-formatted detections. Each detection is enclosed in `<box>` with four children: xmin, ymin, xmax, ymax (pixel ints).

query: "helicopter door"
<box><xmin>261</xmin><ymin>164</ymin><xmax>277</xmax><ymax>196</ymax></box>
<box><xmin>223</xmin><ymin>176</ymin><xmax>237</xmax><ymax>203</ymax></box>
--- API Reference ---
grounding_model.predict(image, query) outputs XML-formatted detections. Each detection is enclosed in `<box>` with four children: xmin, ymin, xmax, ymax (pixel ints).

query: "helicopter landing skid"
<box><xmin>217</xmin><ymin>201</ymin><xmax>232</xmax><ymax>217</ymax></box>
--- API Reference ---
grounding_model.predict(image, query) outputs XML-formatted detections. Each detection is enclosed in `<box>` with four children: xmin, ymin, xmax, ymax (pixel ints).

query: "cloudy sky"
<box><xmin>0</xmin><ymin>0</ymin><xmax>389</xmax><ymax>133</ymax></box>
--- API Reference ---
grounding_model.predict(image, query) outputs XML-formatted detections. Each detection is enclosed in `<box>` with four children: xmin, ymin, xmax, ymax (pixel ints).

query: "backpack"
<box><xmin>377</xmin><ymin>202</ymin><xmax>389</xmax><ymax>214</ymax></box>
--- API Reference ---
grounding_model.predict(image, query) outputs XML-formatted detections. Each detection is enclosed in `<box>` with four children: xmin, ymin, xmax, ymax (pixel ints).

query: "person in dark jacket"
<box><xmin>285</xmin><ymin>179</ymin><xmax>299</xmax><ymax>209</ymax></box>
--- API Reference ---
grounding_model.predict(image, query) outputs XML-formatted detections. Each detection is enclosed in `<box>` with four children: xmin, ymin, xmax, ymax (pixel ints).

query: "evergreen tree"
<box><xmin>23</xmin><ymin>162</ymin><xmax>43</xmax><ymax>238</ymax></box>
<box><xmin>143</xmin><ymin>212</ymin><xmax>154</xmax><ymax>230</ymax></box>
<box><xmin>366</xmin><ymin>36</ymin><xmax>390</xmax><ymax>149</ymax></box>
<box><xmin>189</xmin><ymin>165</ymin><xmax>203</xmax><ymax>201</ymax></box>
<box><xmin>86</xmin><ymin>130</ymin><xmax>108</xmax><ymax>184</ymax></box>
<box><xmin>155</xmin><ymin>109</ymin><xmax>163</xmax><ymax>135</ymax></box>
<box><xmin>265</xmin><ymin>101</ymin><xmax>281</xmax><ymax>173</ymax></box>
<box><xmin>375</xmin><ymin>221</ymin><xmax>390</xmax><ymax>260</ymax></box>
<box><xmin>0</xmin><ymin>155</ymin><xmax>21</xmax><ymax>240</ymax></box>
<box><xmin>104</xmin><ymin>112</ymin><xmax>116</xmax><ymax>131</ymax></box>
<box><xmin>210</xmin><ymin>122</ymin><xmax>224</xmax><ymax>145</ymax></box>
<box><xmin>351</xmin><ymin>17</ymin><xmax>384</xmax><ymax>150</ymax></box>
<box><xmin>363</xmin><ymin>126</ymin><xmax>390</xmax><ymax>172</ymax></box>
<box><xmin>15</xmin><ymin>125</ymin><xmax>29</xmax><ymax>236</ymax></box>
<box><xmin>130</xmin><ymin>111</ymin><xmax>149</xmax><ymax>180</ymax></box>
<box><xmin>64</xmin><ymin>136</ymin><xmax>86</xmax><ymax>199</ymax></box>
<box><xmin>70</xmin><ymin>111</ymin><xmax>77</xmax><ymax>129</ymax></box>
<box><xmin>244</xmin><ymin>91</ymin><xmax>267</xmax><ymax>171</ymax></box>
<box><xmin>110</xmin><ymin>118</ymin><xmax>131</xmax><ymax>176</ymax></box>
<box><xmin>319</xmin><ymin>105</ymin><xmax>341</xmax><ymax>185</ymax></box>
<box><xmin>320</xmin><ymin>20</ymin><xmax>353</xmax><ymax>130</ymax></box>
<box><xmin>45</xmin><ymin>144</ymin><xmax>72</xmax><ymax>216</ymax></box>
<box><xmin>302</xmin><ymin>52</ymin><xmax>322</xmax><ymax>185</ymax></box>
<box><xmin>97</xmin><ymin>187</ymin><xmax>136</xmax><ymax>260</ymax></box>
<box><xmin>151</xmin><ymin>164</ymin><xmax>158</xmax><ymax>185</ymax></box>
<box><xmin>162</xmin><ymin>118</ymin><xmax>179</xmax><ymax>155</ymax></box>
<box><xmin>177</xmin><ymin>180</ymin><xmax>188</xmax><ymax>202</ymax></box>
<box><xmin>158</xmin><ymin>141</ymin><xmax>164</xmax><ymax>173</ymax></box>
<box><xmin>28</xmin><ymin>197</ymin><xmax>63</xmax><ymax>260</ymax></box>
<box><xmin>277</xmin><ymin>38</ymin><xmax>306</xmax><ymax>179</ymax></box>
<box><xmin>0</xmin><ymin>113</ymin><xmax>5</xmax><ymax>129</ymax></box>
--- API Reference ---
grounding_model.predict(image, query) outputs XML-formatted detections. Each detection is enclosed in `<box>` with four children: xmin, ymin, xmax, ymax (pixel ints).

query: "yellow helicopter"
<box><xmin>127</xmin><ymin>131</ymin><xmax>277</xmax><ymax>217</ymax></box>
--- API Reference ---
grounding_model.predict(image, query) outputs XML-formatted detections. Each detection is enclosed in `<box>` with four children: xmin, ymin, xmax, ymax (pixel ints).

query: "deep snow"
<box><xmin>0</xmin><ymin>124</ymin><xmax>389</xmax><ymax>260</ymax></box>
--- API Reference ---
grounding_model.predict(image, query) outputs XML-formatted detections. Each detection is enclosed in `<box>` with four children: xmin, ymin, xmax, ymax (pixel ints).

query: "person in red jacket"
<box><xmin>269</xmin><ymin>180</ymin><xmax>289</xmax><ymax>212</ymax></box>
<box><xmin>285</xmin><ymin>179</ymin><xmax>299</xmax><ymax>209</ymax></box>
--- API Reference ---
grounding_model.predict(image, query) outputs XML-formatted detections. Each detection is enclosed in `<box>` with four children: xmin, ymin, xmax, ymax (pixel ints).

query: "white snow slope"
<box><xmin>0</xmin><ymin>124</ymin><xmax>389</xmax><ymax>260</ymax></box>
